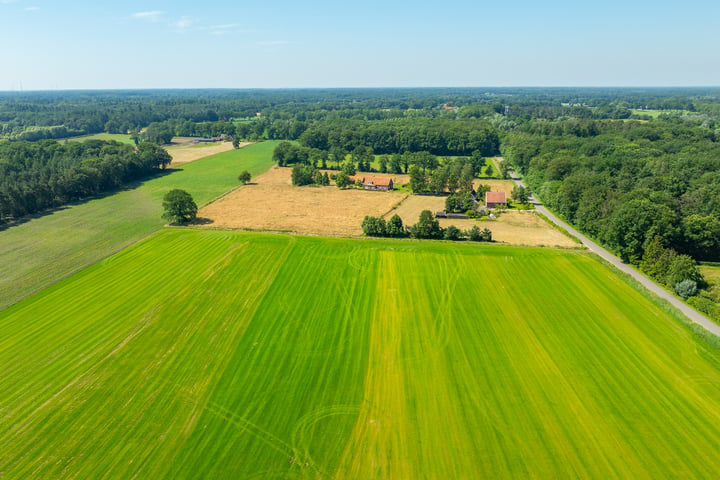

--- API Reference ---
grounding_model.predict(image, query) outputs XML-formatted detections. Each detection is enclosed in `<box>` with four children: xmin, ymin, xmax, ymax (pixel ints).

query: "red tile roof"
<box><xmin>364</xmin><ymin>176</ymin><xmax>393</xmax><ymax>187</ymax></box>
<box><xmin>485</xmin><ymin>191</ymin><xmax>506</xmax><ymax>203</ymax></box>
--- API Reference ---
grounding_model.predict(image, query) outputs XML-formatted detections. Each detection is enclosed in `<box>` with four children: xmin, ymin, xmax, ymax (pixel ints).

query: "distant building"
<box><xmin>485</xmin><ymin>191</ymin><xmax>507</xmax><ymax>209</ymax></box>
<box><xmin>363</xmin><ymin>176</ymin><xmax>394</xmax><ymax>191</ymax></box>
<box><xmin>348</xmin><ymin>176</ymin><xmax>394</xmax><ymax>191</ymax></box>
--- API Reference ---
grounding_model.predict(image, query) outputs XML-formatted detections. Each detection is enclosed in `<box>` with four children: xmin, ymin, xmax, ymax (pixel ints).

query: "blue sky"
<box><xmin>1</xmin><ymin>0</ymin><xmax>718</xmax><ymax>90</ymax></box>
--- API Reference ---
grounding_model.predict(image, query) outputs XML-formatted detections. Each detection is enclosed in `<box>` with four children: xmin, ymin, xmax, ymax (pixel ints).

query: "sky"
<box><xmin>0</xmin><ymin>0</ymin><xmax>718</xmax><ymax>90</ymax></box>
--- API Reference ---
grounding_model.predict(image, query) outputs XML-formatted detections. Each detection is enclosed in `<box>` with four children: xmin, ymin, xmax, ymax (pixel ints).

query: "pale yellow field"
<box><xmin>197</xmin><ymin>167</ymin><xmax>408</xmax><ymax>236</ymax></box>
<box><xmin>165</xmin><ymin>139</ymin><xmax>252</xmax><ymax>166</ymax></box>
<box><xmin>386</xmin><ymin>195</ymin><xmax>577</xmax><ymax>247</ymax></box>
<box><xmin>474</xmin><ymin>178</ymin><xmax>517</xmax><ymax>195</ymax></box>
<box><xmin>198</xmin><ymin>167</ymin><xmax>574</xmax><ymax>246</ymax></box>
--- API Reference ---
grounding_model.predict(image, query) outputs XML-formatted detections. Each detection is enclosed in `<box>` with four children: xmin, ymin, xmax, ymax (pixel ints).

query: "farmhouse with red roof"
<box><xmin>485</xmin><ymin>191</ymin><xmax>507</xmax><ymax>208</ymax></box>
<box><xmin>348</xmin><ymin>175</ymin><xmax>394</xmax><ymax>191</ymax></box>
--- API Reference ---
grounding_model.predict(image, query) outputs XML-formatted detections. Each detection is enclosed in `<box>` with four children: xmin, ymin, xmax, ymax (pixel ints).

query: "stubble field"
<box><xmin>197</xmin><ymin>168</ymin><xmax>572</xmax><ymax>246</ymax></box>
<box><xmin>197</xmin><ymin>167</ymin><xmax>408</xmax><ymax>236</ymax></box>
<box><xmin>1</xmin><ymin>229</ymin><xmax>720</xmax><ymax>478</ymax></box>
<box><xmin>387</xmin><ymin>194</ymin><xmax>577</xmax><ymax>247</ymax></box>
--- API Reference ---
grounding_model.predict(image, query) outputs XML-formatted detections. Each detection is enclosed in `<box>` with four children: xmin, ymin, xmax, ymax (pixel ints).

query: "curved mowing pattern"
<box><xmin>1</xmin><ymin>231</ymin><xmax>720</xmax><ymax>478</ymax></box>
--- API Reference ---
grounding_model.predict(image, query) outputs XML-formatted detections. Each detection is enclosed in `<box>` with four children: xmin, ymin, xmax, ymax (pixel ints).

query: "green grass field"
<box><xmin>630</xmin><ymin>109</ymin><xmax>691</xmax><ymax>119</ymax></box>
<box><xmin>0</xmin><ymin>141</ymin><xmax>279</xmax><ymax>310</ymax></box>
<box><xmin>62</xmin><ymin>133</ymin><xmax>136</xmax><ymax>144</ymax></box>
<box><xmin>1</xmin><ymin>230</ymin><xmax>720</xmax><ymax>478</ymax></box>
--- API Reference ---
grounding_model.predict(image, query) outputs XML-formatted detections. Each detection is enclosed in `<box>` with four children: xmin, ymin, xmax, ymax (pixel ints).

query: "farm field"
<box><xmin>166</xmin><ymin>140</ymin><xmax>234</xmax><ymax>165</ymax></box>
<box><xmin>63</xmin><ymin>133</ymin><xmax>136</xmax><ymax>144</ymax></box>
<box><xmin>630</xmin><ymin>109</ymin><xmax>690</xmax><ymax>118</ymax></box>
<box><xmin>0</xmin><ymin>141</ymin><xmax>279</xmax><ymax>310</ymax></box>
<box><xmin>197</xmin><ymin>167</ymin><xmax>408</xmax><ymax>236</ymax></box>
<box><xmin>197</xmin><ymin>169</ymin><xmax>568</xmax><ymax>245</ymax></box>
<box><xmin>1</xmin><ymin>229</ymin><xmax>720</xmax><ymax>478</ymax></box>
<box><xmin>387</xmin><ymin>194</ymin><xmax>576</xmax><ymax>247</ymax></box>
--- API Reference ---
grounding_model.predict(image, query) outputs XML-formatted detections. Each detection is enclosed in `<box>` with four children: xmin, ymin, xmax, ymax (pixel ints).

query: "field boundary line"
<box><xmin>380</xmin><ymin>194</ymin><xmax>410</xmax><ymax>219</ymax></box>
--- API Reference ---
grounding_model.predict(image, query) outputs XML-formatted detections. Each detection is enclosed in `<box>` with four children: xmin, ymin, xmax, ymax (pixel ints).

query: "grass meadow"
<box><xmin>0</xmin><ymin>141</ymin><xmax>280</xmax><ymax>310</ymax></box>
<box><xmin>1</xmin><ymin>230</ymin><xmax>720</xmax><ymax>478</ymax></box>
<box><xmin>63</xmin><ymin>133</ymin><xmax>136</xmax><ymax>144</ymax></box>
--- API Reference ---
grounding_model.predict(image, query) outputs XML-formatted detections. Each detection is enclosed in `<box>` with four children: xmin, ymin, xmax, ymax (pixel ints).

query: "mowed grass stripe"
<box><xmin>0</xmin><ymin>230</ymin><xmax>293</xmax><ymax>478</ymax></box>
<box><xmin>165</xmin><ymin>238</ymin><xmax>377</xmax><ymax>478</ymax></box>
<box><xmin>1</xmin><ymin>233</ymin><xmax>720</xmax><ymax>478</ymax></box>
<box><xmin>483</xmin><ymin>252</ymin><xmax>720</xmax><ymax>478</ymax></box>
<box><xmin>0</xmin><ymin>141</ymin><xmax>280</xmax><ymax>311</ymax></box>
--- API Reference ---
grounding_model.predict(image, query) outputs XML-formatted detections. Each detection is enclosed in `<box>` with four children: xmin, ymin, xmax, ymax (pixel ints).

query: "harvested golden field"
<box><xmin>198</xmin><ymin>167</ymin><xmax>573</xmax><ymax>245</ymax></box>
<box><xmin>441</xmin><ymin>213</ymin><xmax>578</xmax><ymax>247</ymax></box>
<box><xmin>166</xmin><ymin>140</ymin><xmax>252</xmax><ymax>165</ymax></box>
<box><xmin>387</xmin><ymin>195</ymin><xmax>577</xmax><ymax>247</ymax></box>
<box><xmin>475</xmin><ymin>178</ymin><xmax>517</xmax><ymax>194</ymax></box>
<box><xmin>197</xmin><ymin>167</ymin><xmax>408</xmax><ymax>236</ymax></box>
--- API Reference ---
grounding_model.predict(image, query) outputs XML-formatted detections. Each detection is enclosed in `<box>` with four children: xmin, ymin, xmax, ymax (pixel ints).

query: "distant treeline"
<box><xmin>3</xmin><ymin>88</ymin><xmax>719</xmax><ymax>142</ymax></box>
<box><xmin>295</xmin><ymin>118</ymin><xmax>499</xmax><ymax>157</ymax></box>
<box><xmin>503</xmin><ymin>117</ymin><xmax>720</xmax><ymax>263</ymax></box>
<box><xmin>0</xmin><ymin>140</ymin><xmax>171</xmax><ymax>221</ymax></box>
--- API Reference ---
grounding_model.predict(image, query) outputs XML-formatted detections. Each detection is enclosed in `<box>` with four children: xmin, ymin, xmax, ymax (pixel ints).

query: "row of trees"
<box><xmin>362</xmin><ymin>211</ymin><xmax>492</xmax><ymax>242</ymax></box>
<box><xmin>640</xmin><ymin>236</ymin><xmax>703</xmax><ymax>298</ymax></box>
<box><xmin>0</xmin><ymin>140</ymin><xmax>171</xmax><ymax>222</ymax></box>
<box><xmin>273</xmin><ymin>141</ymin><xmax>493</xmax><ymax>188</ymax></box>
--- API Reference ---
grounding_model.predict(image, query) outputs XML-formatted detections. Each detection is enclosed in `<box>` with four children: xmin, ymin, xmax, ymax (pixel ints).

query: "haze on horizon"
<box><xmin>1</xmin><ymin>0</ymin><xmax>718</xmax><ymax>91</ymax></box>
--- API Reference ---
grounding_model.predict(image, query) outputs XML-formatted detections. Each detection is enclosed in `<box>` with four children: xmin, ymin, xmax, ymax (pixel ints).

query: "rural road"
<box><xmin>492</xmin><ymin>157</ymin><xmax>720</xmax><ymax>337</ymax></box>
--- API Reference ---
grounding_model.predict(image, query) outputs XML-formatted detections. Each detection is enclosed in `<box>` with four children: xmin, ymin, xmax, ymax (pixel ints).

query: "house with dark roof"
<box><xmin>485</xmin><ymin>191</ymin><xmax>507</xmax><ymax>209</ymax></box>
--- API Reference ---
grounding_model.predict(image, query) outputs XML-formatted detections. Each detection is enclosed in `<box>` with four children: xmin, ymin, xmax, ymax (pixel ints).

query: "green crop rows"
<box><xmin>1</xmin><ymin>230</ymin><xmax>720</xmax><ymax>478</ymax></box>
<box><xmin>0</xmin><ymin>141</ymin><xmax>279</xmax><ymax>310</ymax></box>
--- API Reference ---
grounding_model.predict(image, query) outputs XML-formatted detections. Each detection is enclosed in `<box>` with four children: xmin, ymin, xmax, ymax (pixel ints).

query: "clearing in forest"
<box><xmin>165</xmin><ymin>138</ymin><xmax>253</xmax><ymax>165</ymax></box>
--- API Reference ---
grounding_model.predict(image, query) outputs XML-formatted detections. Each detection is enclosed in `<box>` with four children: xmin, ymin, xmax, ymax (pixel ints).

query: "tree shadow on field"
<box><xmin>190</xmin><ymin>217</ymin><xmax>214</xmax><ymax>226</ymax></box>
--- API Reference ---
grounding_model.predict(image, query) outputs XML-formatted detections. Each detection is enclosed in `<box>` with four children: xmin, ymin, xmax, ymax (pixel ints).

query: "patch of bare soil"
<box><xmin>197</xmin><ymin>167</ymin><xmax>408</xmax><ymax>236</ymax></box>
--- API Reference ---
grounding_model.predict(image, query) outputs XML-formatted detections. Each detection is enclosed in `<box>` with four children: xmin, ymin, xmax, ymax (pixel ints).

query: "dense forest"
<box><xmin>502</xmin><ymin>118</ymin><xmax>720</xmax><ymax>263</ymax></box>
<box><xmin>0</xmin><ymin>140</ymin><xmax>170</xmax><ymax>221</ymax></box>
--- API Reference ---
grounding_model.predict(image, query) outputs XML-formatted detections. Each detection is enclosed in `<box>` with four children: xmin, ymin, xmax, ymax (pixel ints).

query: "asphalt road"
<box><xmin>492</xmin><ymin>157</ymin><xmax>720</xmax><ymax>337</ymax></box>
